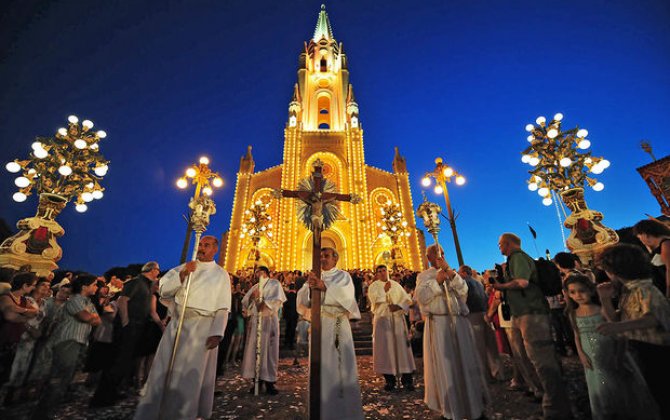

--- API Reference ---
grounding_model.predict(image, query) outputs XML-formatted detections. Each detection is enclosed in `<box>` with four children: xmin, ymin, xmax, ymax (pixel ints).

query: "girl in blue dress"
<box><xmin>564</xmin><ymin>274</ymin><xmax>659</xmax><ymax>420</ymax></box>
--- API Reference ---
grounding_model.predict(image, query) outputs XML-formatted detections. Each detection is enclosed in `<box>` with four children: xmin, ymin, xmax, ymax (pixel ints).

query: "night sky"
<box><xmin>1</xmin><ymin>0</ymin><xmax>668</xmax><ymax>274</ymax></box>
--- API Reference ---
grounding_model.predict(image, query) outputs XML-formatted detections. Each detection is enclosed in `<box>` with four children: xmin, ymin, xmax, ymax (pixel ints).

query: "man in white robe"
<box><xmin>241</xmin><ymin>266</ymin><xmax>286</xmax><ymax>395</ymax></box>
<box><xmin>297</xmin><ymin>247</ymin><xmax>364</xmax><ymax>420</ymax></box>
<box><xmin>368</xmin><ymin>265</ymin><xmax>416</xmax><ymax>391</ymax></box>
<box><xmin>416</xmin><ymin>245</ymin><xmax>488</xmax><ymax>420</ymax></box>
<box><xmin>134</xmin><ymin>236</ymin><xmax>231</xmax><ymax>420</ymax></box>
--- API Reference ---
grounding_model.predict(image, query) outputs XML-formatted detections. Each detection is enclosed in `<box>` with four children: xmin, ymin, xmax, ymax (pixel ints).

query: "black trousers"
<box><xmin>91</xmin><ymin>321</ymin><xmax>145</xmax><ymax>404</ymax></box>
<box><xmin>630</xmin><ymin>340</ymin><xmax>670</xmax><ymax>419</ymax></box>
<box><xmin>284</xmin><ymin>317</ymin><xmax>298</xmax><ymax>348</ymax></box>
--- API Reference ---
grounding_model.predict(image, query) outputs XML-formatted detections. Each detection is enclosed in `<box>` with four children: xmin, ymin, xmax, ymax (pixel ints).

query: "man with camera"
<box><xmin>494</xmin><ymin>233</ymin><xmax>571</xmax><ymax>419</ymax></box>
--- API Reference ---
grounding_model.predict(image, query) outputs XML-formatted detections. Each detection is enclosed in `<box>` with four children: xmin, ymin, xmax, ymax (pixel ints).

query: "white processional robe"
<box><xmin>296</xmin><ymin>268</ymin><xmax>364</xmax><ymax>420</ymax></box>
<box><xmin>416</xmin><ymin>267</ymin><xmax>488</xmax><ymax>420</ymax></box>
<box><xmin>241</xmin><ymin>278</ymin><xmax>287</xmax><ymax>383</ymax></box>
<box><xmin>368</xmin><ymin>280</ymin><xmax>416</xmax><ymax>375</ymax></box>
<box><xmin>134</xmin><ymin>260</ymin><xmax>231</xmax><ymax>420</ymax></box>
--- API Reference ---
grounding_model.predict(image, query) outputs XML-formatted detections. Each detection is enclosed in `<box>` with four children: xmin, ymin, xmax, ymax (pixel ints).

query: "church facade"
<box><xmin>223</xmin><ymin>6</ymin><xmax>424</xmax><ymax>272</ymax></box>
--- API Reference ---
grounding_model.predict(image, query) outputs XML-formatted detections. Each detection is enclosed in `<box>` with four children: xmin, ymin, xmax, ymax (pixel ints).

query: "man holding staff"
<box><xmin>241</xmin><ymin>266</ymin><xmax>286</xmax><ymax>395</ymax></box>
<box><xmin>134</xmin><ymin>236</ymin><xmax>231</xmax><ymax>420</ymax></box>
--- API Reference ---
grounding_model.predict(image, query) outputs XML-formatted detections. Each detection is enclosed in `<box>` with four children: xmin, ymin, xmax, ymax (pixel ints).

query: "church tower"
<box><xmin>224</xmin><ymin>5</ymin><xmax>424</xmax><ymax>272</ymax></box>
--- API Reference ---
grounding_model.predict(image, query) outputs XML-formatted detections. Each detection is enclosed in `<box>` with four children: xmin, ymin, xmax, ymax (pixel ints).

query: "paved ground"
<box><xmin>2</xmin><ymin>354</ymin><xmax>590</xmax><ymax>419</ymax></box>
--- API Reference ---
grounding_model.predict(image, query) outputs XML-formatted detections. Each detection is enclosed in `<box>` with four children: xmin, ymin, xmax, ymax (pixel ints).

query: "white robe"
<box><xmin>134</xmin><ymin>261</ymin><xmax>231</xmax><ymax>420</ymax></box>
<box><xmin>368</xmin><ymin>280</ymin><xmax>416</xmax><ymax>375</ymax></box>
<box><xmin>416</xmin><ymin>267</ymin><xmax>488</xmax><ymax>420</ymax></box>
<box><xmin>241</xmin><ymin>278</ymin><xmax>287</xmax><ymax>383</ymax></box>
<box><xmin>297</xmin><ymin>268</ymin><xmax>364</xmax><ymax>420</ymax></box>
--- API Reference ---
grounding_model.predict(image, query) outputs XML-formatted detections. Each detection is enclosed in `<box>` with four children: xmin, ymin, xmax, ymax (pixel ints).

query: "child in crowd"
<box><xmin>564</xmin><ymin>273</ymin><xmax>658</xmax><ymax>419</ymax></box>
<box><xmin>293</xmin><ymin>316</ymin><xmax>310</xmax><ymax>365</ymax></box>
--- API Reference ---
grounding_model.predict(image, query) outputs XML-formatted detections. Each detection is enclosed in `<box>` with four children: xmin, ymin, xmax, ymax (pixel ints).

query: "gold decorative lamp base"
<box><xmin>560</xmin><ymin>188</ymin><xmax>618</xmax><ymax>265</ymax></box>
<box><xmin>0</xmin><ymin>193</ymin><xmax>66</xmax><ymax>277</ymax></box>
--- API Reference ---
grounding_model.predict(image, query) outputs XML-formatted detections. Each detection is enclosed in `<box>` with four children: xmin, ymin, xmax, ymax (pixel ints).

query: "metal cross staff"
<box><xmin>274</xmin><ymin>159</ymin><xmax>360</xmax><ymax>419</ymax></box>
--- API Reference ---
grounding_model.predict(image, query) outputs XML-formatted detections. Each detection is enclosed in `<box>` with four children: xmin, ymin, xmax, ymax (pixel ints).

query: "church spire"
<box><xmin>313</xmin><ymin>4</ymin><xmax>334</xmax><ymax>41</ymax></box>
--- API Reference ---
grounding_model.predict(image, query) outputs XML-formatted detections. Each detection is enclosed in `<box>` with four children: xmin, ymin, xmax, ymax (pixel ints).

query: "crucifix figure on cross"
<box><xmin>273</xmin><ymin>159</ymin><xmax>361</xmax><ymax>419</ymax></box>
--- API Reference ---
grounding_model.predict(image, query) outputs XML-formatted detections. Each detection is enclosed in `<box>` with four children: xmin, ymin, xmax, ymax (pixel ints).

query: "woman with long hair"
<box><xmin>633</xmin><ymin>218</ymin><xmax>670</xmax><ymax>297</ymax></box>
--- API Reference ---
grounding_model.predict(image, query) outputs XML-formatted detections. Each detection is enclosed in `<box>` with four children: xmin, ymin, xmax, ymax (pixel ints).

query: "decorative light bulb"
<box><xmin>600</xmin><ymin>159</ymin><xmax>610</xmax><ymax>169</ymax></box>
<box><xmin>58</xmin><ymin>128</ymin><xmax>68</xmax><ymax>136</ymax></box>
<box><xmin>402</xmin><ymin>221</ymin><xmax>408</xmax><ymax>227</ymax></box>
<box><xmin>443</xmin><ymin>167</ymin><xmax>454</xmax><ymax>177</ymax></box>
<box><xmin>14</xmin><ymin>177</ymin><xmax>30</xmax><ymax>188</ymax></box>
<box><xmin>547</xmin><ymin>128</ymin><xmax>559</xmax><ymax>139</ymax></box>
<box><xmin>525</xmin><ymin>124</ymin><xmax>535</xmax><ymax>132</ymax></box>
<box><xmin>553</xmin><ymin>113</ymin><xmax>564</xmax><ymax>121</ymax></box>
<box><xmin>74</xmin><ymin>139</ymin><xmax>87</xmax><ymax>149</ymax></box>
<box><xmin>267</xmin><ymin>232</ymin><xmax>273</xmax><ymax>237</ymax></box>
<box><xmin>212</xmin><ymin>177</ymin><xmax>223</xmax><ymax>188</ymax></box>
<box><xmin>82</xmin><ymin>120</ymin><xmax>94</xmax><ymax>129</ymax></box>
<box><xmin>593</xmin><ymin>182</ymin><xmax>604</xmax><ymax>191</ymax></box>
<box><xmin>203</xmin><ymin>187</ymin><xmax>213</xmax><ymax>196</ymax></box>
<box><xmin>536</xmin><ymin>116</ymin><xmax>546</xmax><ymax>125</ymax></box>
<box><xmin>542</xmin><ymin>197</ymin><xmax>553</xmax><ymax>206</ymax></box>
<box><xmin>559</xmin><ymin>157</ymin><xmax>572</xmax><ymax>167</ymax></box>
<box><xmin>58</xmin><ymin>165</ymin><xmax>72</xmax><ymax>176</ymax></box>
<box><xmin>86</xmin><ymin>182</ymin><xmax>94</xmax><ymax>188</ymax></box>
<box><xmin>75</xmin><ymin>203</ymin><xmax>88</xmax><ymax>213</ymax></box>
<box><xmin>199</xmin><ymin>156</ymin><xmax>210</xmax><ymax>165</ymax></box>
<box><xmin>455</xmin><ymin>176</ymin><xmax>465</xmax><ymax>185</ymax></box>
<box><xmin>81</xmin><ymin>192</ymin><xmax>94</xmax><ymax>202</ymax></box>
<box><xmin>421</xmin><ymin>177</ymin><xmax>431</xmax><ymax>187</ymax></box>
<box><xmin>528</xmin><ymin>183</ymin><xmax>538</xmax><ymax>191</ymax></box>
<box><xmin>584</xmin><ymin>157</ymin><xmax>593</xmax><ymax>164</ymax></box>
<box><xmin>521</xmin><ymin>155</ymin><xmax>531</xmax><ymax>163</ymax></box>
<box><xmin>538</xmin><ymin>187</ymin><xmax>550</xmax><ymax>197</ymax></box>
<box><xmin>434</xmin><ymin>185</ymin><xmax>443</xmax><ymax>195</ymax></box>
<box><xmin>185</xmin><ymin>168</ymin><xmax>196</xmax><ymax>178</ymax></box>
<box><xmin>94</xmin><ymin>165</ymin><xmax>108</xmax><ymax>177</ymax></box>
<box><xmin>577</xmin><ymin>129</ymin><xmax>588</xmax><ymax>138</ymax></box>
<box><xmin>68</xmin><ymin>115</ymin><xmax>79</xmax><ymax>124</ymax></box>
<box><xmin>31</xmin><ymin>141</ymin><xmax>43</xmax><ymax>151</ymax></box>
<box><xmin>6</xmin><ymin>162</ymin><xmax>21</xmax><ymax>173</ymax></box>
<box><xmin>590</xmin><ymin>164</ymin><xmax>604</xmax><ymax>174</ymax></box>
<box><xmin>13</xmin><ymin>192</ymin><xmax>27</xmax><ymax>202</ymax></box>
<box><xmin>527</xmin><ymin>135</ymin><xmax>535</xmax><ymax>142</ymax></box>
<box><xmin>33</xmin><ymin>148</ymin><xmax>48</xmax><ymax>159</ymax></box>
<box><xmin>96</xmin><ymin>130</ymin><xmax>107</xmax><ymax>138</ymax></box>
<box><xmin>529</xmin><ymin>157</ymin><xmax>540</xmax><ymax>166</ymax></box>
<box><xmin>577</xmin><ymin>139</ymin><xmax>591</xmax><ymax>149</ymax></box>
<box><xmin>92</xmin><ymin>190</ymin><xmax>104</xmax><ymax>199</ymax></box>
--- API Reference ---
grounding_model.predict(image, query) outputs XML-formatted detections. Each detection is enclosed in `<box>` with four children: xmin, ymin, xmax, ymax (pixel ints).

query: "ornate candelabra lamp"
<box><xmin>1</xmin><ymin>115</ymin><xmax>109</xmax><ymax>275</ymax></box>
<box><xmin>420</xmin><ymin>157</ymin><xmax>466</xmax><ymax>266</ymax></box>
<box><xmin>521</xmin><ymin>113</ymin><xmax>618</xmax><ymax>263</ymax></box>
<box><xmin>176</xmin><ymin>156</ymin><xmax>224</xmax><ymax>263</ymax></box>
<box><xmin>240</xmin><ymin>199</ymin><xmax>273</xmax><ymax>267</ymax></box>
<box><xmin>376</xmin><ymin>200</ymin><xmax>411</xmax><ymax>269</ymax></box>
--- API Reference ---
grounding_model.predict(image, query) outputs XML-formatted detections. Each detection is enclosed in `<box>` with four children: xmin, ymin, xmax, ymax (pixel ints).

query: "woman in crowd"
<box><xmin>136</xmin><ymin>279</ymin><xmax>167</xmax><ymax>390</ymax></box>
<box><xmin>565</xmin><ymin>273</ymin><xmax>658</xmax><ymax>419</ymax></box>
<box><xmin>633</xmin><ymin>218</ymin><xmax>670</xmax><ymax>297</ymax></box>
<box><xmin>84</xmin><ymin>281</ymin><xmax>117</xmax><ymax>386</ymax></box>
<box><xmin>225</xmin><ymin>282</ymin><xmax>245</xmax><ymax>366</ymax></box>
<box><xmin>32</xmin><ymin>274</ymin><xmax>100</xmax><ymax>419</ymax></box>
<box><xmin>596</xmin><ymin>243</ymin><xmax>670</xmax><ymax>419</ymax></box>
<box><xmin>0</xmin><ymin>272</ymin><xmax>38</xmax><ymax>395</ymax></box>
<box><xmin>4</xmin><ymin>278</ymin><xmax>50</xmax><ymax>403</ymax></box>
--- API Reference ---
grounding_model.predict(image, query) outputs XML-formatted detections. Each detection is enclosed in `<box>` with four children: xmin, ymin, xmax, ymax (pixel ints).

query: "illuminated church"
<box><xmin>223</xmin><ymin>5</ymin><xmax>424</xmax><ymax>272</ymax></box>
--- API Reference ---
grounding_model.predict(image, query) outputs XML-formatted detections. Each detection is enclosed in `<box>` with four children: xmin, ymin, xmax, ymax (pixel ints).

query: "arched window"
<box><xmin>317</xmin><ymin>95</ymin><xmax>331</xmax><ymax>129</ymax></box>
<box><xmin>320</xmin><ymin>58</ymin><xmax>327</xmax><ymax>72</ymax></box>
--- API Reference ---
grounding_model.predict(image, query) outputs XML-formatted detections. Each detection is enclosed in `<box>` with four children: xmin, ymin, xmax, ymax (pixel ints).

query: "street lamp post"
<box><xmin>176</xmin><ymin>156</ymin><xmax>224</xmax><ymax>263</ymax></box>
<box><xmin>421</xmin><ymin>157</ymin><xmax>466</xmax><ymax>267</ymax></box>
<box><xmin>521</xmin><ymin>113</ymin><xmax>618</xmax><ymax>263</ymax></box>
<box><xmin>1</xmin><ymin>115</ymin><xmax>110</xmax><ymax>276</ymax></box>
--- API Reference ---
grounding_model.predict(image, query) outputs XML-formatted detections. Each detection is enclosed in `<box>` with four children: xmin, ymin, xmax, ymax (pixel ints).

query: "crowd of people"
<box><xmin>0</xmin><ymin>218</ymin><xmax>668</xmax><ymax>419</ymax></box>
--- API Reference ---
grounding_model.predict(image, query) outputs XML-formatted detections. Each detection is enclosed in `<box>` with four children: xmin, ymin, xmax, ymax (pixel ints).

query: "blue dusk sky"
<box><xmin>1</xmin><ymin>0</ymin><xmax>668</xmax><ymax>274</ymax></box>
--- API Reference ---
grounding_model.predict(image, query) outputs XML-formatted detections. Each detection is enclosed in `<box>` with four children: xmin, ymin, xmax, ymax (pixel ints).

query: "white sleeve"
<box><xmin>159</xmin><ymin>268</ymin><xmax>182</xmax><ymax>298</ymax></box>
<box><xmin>296</xmin><ymin>283</ymin><xmax>311</xmax><ymax>321</ymax></box>
<box><xmin>448</xmin><ymin>273</ymin><xmax>469</xmax><ymax>300</ymax></box>
<box><xmin>208</xmin><ymin>309</ymin><xmax>229</xmax><ymax>337</ymax></box>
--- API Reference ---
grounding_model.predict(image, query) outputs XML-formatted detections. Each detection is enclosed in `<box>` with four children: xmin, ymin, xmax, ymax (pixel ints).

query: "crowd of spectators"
<box><xmin>0</xmin><ymin>217</ymin><xmax>668</xmax><ymax>418</ymax></box>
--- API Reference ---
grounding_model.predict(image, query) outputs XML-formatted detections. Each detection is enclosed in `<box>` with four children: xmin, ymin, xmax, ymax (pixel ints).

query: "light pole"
<box><xmin>240</xmin><ymin>199</ymin><xmax>273</xmax><ymax>268</ymax></box>
<box><xmin>421</xmin><ymin>157</ymin><xmax>466</xmax><ymax>267</ymax></box>
<box><xmin>176</xmin><ymin>156</ymin><xmax>223</xmax><ymax>263</ymax></box>
<box><xmin>521</xmin><ymin>113</ymin><xmax>618</xmax><ymax>263</ymax></box>
<box><xmin>1</xmin><ymin>115</ymin><xmax>110</xmax><ymax>275</ymax></box>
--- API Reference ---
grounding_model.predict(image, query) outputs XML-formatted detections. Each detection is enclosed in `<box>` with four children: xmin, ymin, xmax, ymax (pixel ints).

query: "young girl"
<box><xmin>564</xmin><ymin>274</ymin><xmax>659</xmax><ymax>420</ymax></box>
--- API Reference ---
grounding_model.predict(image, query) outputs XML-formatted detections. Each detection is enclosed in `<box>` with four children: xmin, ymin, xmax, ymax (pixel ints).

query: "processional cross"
<box><xmin>274</xmin><ymin>159</ymin><xmax>361</xmax><ymax>419</ymax></box>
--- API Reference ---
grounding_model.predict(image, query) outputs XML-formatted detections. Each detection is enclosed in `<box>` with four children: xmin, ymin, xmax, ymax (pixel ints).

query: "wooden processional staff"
<box><xmin>274</xmin><ymin>159</ymin><xmax>360</xmax><ymax>419</ymax></box>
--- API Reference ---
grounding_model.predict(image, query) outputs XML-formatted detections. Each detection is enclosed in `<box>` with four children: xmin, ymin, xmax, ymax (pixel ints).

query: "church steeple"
<box><xmin>313</xmin><ymin>4</ymin><xmax>334</xmax><ymax>42</ymax></box>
